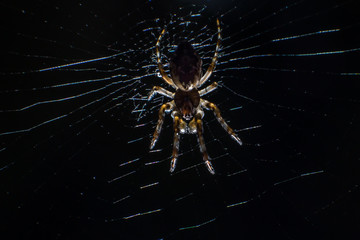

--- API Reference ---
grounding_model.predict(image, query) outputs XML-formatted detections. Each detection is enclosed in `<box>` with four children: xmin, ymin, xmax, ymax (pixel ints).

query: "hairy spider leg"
<box><xmin>199</xmin><ymin>82</ymin><xmax>218</xmax><ymax>97</ymax></box>
<box><xmin>156</xmin><ymin>28</ymin><xmax>177</xmax><ymax>88</ymax></box>
<box><xmin>148</xmin><ymin>86</ymin><xmax>174</xmax><ymax>100</ymax></box>
<box><xmin>198</xmin><ymin>18</ymin><xmax>222</xmax><ymax>87</ymax></box>
<box><xmin>150</xmin><ymin>101</ymin><xmax>175</xmax><ymax>149</ymax></box>
<box><xmin>192</xmin><ymin>110</ymin><xmax>215</xmax><ymax>174</ymax></box>
<box><xmin>201</xmin><ymin>99</ymin><xmax>243</xmax><ymax>146</ymax></box>
<box><xmin>170</xmin><ymin>113</ymin><xmax>183</xmax><ymax>172</ymax></box>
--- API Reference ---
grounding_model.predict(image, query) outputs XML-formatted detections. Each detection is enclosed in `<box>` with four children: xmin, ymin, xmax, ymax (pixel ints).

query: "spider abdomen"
<box><xmin>170</xmin><ymin>42</ymin><xmax>202</xmax><ymax>90</ymax></box>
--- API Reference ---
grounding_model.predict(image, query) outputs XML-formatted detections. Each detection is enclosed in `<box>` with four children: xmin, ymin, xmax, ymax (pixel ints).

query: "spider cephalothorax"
<box><xmin>174</xmin><ymin>88</ymin><xmax>200</xmax><ymax>120</ymax></box>
<box><xmin>148</xmin><ymin>19</ymin><xmax>242</xmax><ymax>174</ymax></box>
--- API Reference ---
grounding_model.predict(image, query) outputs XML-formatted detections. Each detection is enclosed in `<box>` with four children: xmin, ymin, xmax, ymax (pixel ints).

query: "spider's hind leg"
<box><xmin>199</xmin><ymin>82</ymin><xmax>219</xmax><ymax>97</ymax></box>
<box><xmin>156</xmin><ymin>28</ymin><xmax>177</xmax><ymax>88</ymax></box>
<box><xmin>198</xmin><ymin>19</ymin><xmax>221</xmax><ymax>87</ymax></box>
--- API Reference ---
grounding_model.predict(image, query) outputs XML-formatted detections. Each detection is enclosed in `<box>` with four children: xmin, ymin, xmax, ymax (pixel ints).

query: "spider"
<box><xmin>148</xmin><ymin>19</ymin><xmax>242</xmax><ymax>174</ymax></box>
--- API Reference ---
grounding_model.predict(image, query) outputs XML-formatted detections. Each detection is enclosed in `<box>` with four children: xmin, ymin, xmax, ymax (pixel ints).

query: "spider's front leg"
<box><xmin>201</xmin><ymin>99</ymin><xmax>242</xmax><ymax>146</ymax></box>
<box><xmin>150</xmin><ymin>100</ymin><xmax>174</xmax><ymax>149</ymax></box>
<box><xmin>170</xmin><ymin>111</ymin><xmax>186</xmax><ymax>173</ymax></box>
<box><xmin>189</xmin><ymin>110</ymin><xmax>216</xmax><ymax>175</ymax></box>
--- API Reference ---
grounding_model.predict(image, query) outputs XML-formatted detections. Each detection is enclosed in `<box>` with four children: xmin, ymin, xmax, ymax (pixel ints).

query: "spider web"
<box><xmin>1</xmin><ymin>0</ymin><xmax>359</xmax><ymax>239</ymax></box>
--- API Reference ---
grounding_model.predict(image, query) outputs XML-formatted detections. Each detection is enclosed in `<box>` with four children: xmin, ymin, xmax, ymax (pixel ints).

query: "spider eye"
<box><xmin>181</xmin><ymin>103</ymin><xmax>193</xmax><ymax>120</ymax></box>
<box><xmin>183</xmin><ymin>113</ymin><xmax>192</xmax><ymax>121</ymax></box>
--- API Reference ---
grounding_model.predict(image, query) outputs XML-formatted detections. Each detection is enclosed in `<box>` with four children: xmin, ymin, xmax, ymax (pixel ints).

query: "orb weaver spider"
<box><xmin>148</xmin><ymin>19</ymin><xmax>242</xmax><ymax>174</ymax></box>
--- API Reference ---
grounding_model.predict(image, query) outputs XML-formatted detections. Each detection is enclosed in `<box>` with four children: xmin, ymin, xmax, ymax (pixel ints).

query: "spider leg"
<box><xmin>198</xmin><ymin>19</ymin><xmax>221</xmax><ymax>87</ymax></box>
<box><xmin>170</xmin><ymin>113</ymin><xmax>185</xmax><ymax>173</ymax></box>
<box><xmin>148</xmin><ymin>86</ymin><xmax>174</xmax><ymax>100</ymax></box>
<box><xmin>156</xmin><ymin>29</ymin><xmax>177</xmax><ymax>89</ymax></box>
<box><xmin>191</xmin><ymin>110</ymin><xmax>215</xmax><ymax>174</ymax></box>
<box><xmin>150</xmin><ymin>101</ymin><xmax>174</xmax><ymax>149</ymax></box>
<box><xmin>199</xmin><ymin>82</ymin><xmax>218</xmax><ymax>97</ymax></box>
<box><xmin>201</xmin><ymin>99</ymin><xmax>243</xmax><ymax>146</ymax></box>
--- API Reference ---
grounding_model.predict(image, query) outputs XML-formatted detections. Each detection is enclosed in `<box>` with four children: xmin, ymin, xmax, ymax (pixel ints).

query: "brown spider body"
<box><xmin>148</xmin><ymin>19</ymin><xmax>242</xmax><ymax>174</ymax></box>
<box><xmin>174</xmin><ymin>88</ymin><xmax>200</xmax><ymax>121</ymax></box>
<box><xmin>170</xmin><ymin>42</ymin><xmax>202</xmax><ymax>91</ymax></box>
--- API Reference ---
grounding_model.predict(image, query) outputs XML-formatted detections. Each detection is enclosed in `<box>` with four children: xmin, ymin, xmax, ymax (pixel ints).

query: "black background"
<box><xmin>1</xmin><ymin>0</ymin><xmax>360</xmax><ymax>239</ymax></box>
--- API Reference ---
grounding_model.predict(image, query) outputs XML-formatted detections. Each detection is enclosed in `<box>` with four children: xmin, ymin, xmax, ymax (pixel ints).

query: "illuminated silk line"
<box><xmin>178</xmin><ymin>218</ymin><xmax>217</xmax><ymax>231</ymax></box>
<box><xmin>122</xmin><ymin>208</ymin><xmax>162</xmax><ymax>220</ymax></box>
<box><xmin>0</xmin><ymin>80</ymin><xmax>140</xmax><ymax>136</ymax></box>
<box><xmin>0</xmin><ymin>75</ymin><xmax>143</xmax><ymax>112</ymax></box>
<box><xmin>38</xmin><ymin>50</ymin><xmax>133</xmax><ymax>72</ymax></box>
<box><xmin>223</xmin><ymin>28</ymin><xmax>340</xmax><ymax>57</ymax></box>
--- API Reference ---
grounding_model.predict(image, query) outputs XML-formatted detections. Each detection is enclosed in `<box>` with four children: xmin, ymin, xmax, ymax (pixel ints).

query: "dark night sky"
<box><xmin>1</xmin><ymin>0</ymin><xmax>360</xmax><ymax>239</ymax></box>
